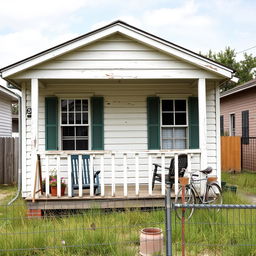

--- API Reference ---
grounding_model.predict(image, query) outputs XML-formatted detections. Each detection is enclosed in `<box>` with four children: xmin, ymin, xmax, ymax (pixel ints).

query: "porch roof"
<box><xmin>0</xmin><ymin>20</ymin><xmax>234</xmax><ymax>83</ymax></box>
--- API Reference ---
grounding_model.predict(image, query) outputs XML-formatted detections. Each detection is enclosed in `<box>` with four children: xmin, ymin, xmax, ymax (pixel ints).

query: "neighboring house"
<box><xmin>220</xmin><ymin>79</ymin><xmax>256</xmax><ymax>137</ymax></box>
<box><xmin>220</xmin><ymin>79</ymin><xmax>256</xmax><ymax>171</ymax></box>
<box><xmin>0</xmin><ymin>85</ymin><xmax>19</xmax><ymax>137</ymax></box>
<box><xmin>0</xmin><ymin>21</ymin><xmax>234</xmax><ymax>210</ymax></box>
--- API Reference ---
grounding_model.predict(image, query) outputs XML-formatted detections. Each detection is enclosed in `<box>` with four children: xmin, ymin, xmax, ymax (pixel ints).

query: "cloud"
<box><xmin>143</xmin><ymin>1</ymin><xmax>213</xmax><ymax>27</ymax></box>
<box><xmin>0</xmin><ymin>0</ymin><xmax>89</xmax><ymax>29</ymax></box>
<box><xmin>90</xmin><ymin>16</ymin><xmax>142</xmax><ymax>31</ymax></box>
<box><xmin>0</xmin><ymin>29</ymin><xmax>78</xmax><ymax>67</ymax></box>
<box><xmin>0</xmin><ymin>0</ymin><xmax>255</xmax><ymax>69</ymax></box>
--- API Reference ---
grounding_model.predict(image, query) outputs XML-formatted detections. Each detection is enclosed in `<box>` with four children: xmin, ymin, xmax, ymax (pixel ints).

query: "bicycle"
<box><xmin>174</xmin><ymin>167</ymin><xmax>223</xmax><ymax>220</ymax></box>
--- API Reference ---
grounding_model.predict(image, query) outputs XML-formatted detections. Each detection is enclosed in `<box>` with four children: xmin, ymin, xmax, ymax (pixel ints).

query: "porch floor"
<box><xmin>26</xmin><ymin>184</ymin><xmax>175</xmax><ymax>210</ymax></box>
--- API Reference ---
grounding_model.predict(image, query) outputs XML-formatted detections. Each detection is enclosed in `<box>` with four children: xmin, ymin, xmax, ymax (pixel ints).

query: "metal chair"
<box><xmin>152</xmin><ymin>154</ymin><xmax>188</xmax><ymax>190</ymax></box>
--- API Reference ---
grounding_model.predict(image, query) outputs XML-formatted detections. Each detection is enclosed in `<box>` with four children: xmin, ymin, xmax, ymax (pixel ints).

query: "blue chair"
<box><xmin>71</xmin><ymin>155</ymin><xmax>100</xmax><ymax>196</ymax></box>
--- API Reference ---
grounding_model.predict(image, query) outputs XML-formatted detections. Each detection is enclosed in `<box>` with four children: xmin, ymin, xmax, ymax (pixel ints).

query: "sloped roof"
<box><xmin>0</xmin><ymin>20</ymin><xmax>235</xmax><ymax>79</ymax></box>
<box><xmin>220</xmin><ymin>79</ymin><xmax>256</xmax><ymax>98</ymax></box>
<box><xmin>0</xmin><ymin>84</ymin><xmax>19</xmax><ymax>101</ymax></box>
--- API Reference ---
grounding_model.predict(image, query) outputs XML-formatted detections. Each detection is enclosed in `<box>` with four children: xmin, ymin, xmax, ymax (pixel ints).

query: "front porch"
<box><xmin>27</xmin><ymin>184</ymin><xmax>166</xmax><ymax>210</ymax></box>
<box><xmin>29</xmin><ymin>150</ymin><xmax>200</xmax><ymax>210</ymax></box>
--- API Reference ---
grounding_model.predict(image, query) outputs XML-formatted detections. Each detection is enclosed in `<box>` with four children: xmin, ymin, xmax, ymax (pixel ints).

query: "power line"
<box><xmin>236</xmin><ymin>45</ymin><xmax>256</xmax><ymax>54</ymax></box>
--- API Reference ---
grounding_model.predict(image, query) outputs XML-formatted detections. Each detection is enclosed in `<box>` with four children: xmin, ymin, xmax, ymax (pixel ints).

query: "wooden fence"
<box><xmin>0</xmin><ymin>137</ymin><xmax>19</xmax><ymax>184</ymax></box>
<box><xmin>221</xmin><ymin>136</ymin><xmax>241</xmax><ymax>172</ymax></box>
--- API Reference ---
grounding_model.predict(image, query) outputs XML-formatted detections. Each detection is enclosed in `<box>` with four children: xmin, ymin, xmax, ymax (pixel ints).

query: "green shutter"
<box><xmin>188</xmin><ymin>97</ymin><xmax>199</xmax><ymax>149</ymax></box>
<box><xmin>91</xmin><ymin>97</ymin><xmax>104</xmax><ymax>150</ymax></box>
<box><xmin>147</xmin><ymin>97</ymin><xmax>160</xmax><ymax>149</ymax></box>
<box><xmin>45</xmin><ymin>97</ymin><xmax>58</xmax><ymax>150</ymax></box>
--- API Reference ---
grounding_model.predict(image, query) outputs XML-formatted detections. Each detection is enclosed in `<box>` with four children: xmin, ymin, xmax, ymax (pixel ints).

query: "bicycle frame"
<box><xmin>187</xmin><ymin>174</ymin><xmax>215</xmax><ymax>204</ymax></box>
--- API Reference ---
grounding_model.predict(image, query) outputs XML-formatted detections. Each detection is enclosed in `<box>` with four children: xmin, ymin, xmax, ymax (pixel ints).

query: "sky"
<box><xmin>0</xmin><ymin>0</ymin><xmax>256</xmax><ymax>70</ymax></box>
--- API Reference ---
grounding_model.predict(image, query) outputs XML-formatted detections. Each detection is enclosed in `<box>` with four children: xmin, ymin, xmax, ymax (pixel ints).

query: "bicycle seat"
<box><xmin>199</xmin><ymin>167</ymin><xmax>212</xmax><ymax>175</ymax></box>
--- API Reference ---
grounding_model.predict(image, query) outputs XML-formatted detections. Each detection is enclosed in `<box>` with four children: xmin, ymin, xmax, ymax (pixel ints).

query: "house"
<box><xmin>220</xmin><ymin>79</ymin><xmax>256</xmax><ymax>171</ymax></box>
<box><xmin>0</xmin><ymin>84</ymin><xmax>19</xmax><ymax>137</ymax></box>
<box><xmin>0</xmin><ymin>21</ymin><xmax>234</xmax><ymax>210</ymax></box>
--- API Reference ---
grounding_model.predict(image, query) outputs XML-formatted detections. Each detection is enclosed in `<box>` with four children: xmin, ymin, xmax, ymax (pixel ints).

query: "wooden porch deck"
<box><xmin>26</xmin><ymin>184</ymin><xmax>175</xmax><ymax>210</ymax></box>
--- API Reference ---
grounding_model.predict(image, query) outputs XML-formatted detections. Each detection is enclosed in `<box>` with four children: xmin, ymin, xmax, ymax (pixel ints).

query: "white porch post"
<box><xmin>21</xmin><ymin>83</ymin><xmax>27</xmax><ymax>197</ymax></box>
<box><xmin>30</xmin><ymin>78</ymin><xmax>39</xmax><ymax>196</ymax></box>
<box><xmin>198</xmin><ymin>78</ymin><xmax>208</xmax><ymax>169</ymax></box>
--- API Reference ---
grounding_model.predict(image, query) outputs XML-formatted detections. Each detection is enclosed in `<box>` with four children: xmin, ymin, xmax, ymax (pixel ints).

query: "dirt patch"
<box><xmin>238</xmin><ymin>191</ymin><xmax>256</xmax><ymax>204</ymax></box>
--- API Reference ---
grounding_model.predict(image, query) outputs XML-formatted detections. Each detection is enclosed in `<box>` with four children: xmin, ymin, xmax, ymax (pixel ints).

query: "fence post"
<box><xmin>165</xmin><ymin>182</ymin><xmax>172</xmax><ymax>256</ymax></box>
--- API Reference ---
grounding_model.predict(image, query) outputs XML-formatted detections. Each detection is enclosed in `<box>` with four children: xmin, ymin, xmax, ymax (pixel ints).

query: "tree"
<box><xmin>203</xmin><ymin>47</ymin><xmax>256</xmax><ymax>91</ymax></box>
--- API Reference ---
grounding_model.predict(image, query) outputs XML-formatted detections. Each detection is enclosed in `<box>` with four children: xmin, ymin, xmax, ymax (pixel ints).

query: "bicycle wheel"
<box><xmin>174</xmin><ymin>186</ymin><xmax>196</xmax><ymax>220</ymax></box>
<box><xmin>206</xmin><ymin>183</ymin><xmax>223</xmax><ymax>208</ymax></box>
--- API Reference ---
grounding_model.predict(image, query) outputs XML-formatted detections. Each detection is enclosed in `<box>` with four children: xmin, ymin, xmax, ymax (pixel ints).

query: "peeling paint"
<box><xmin>204</xmin><ymin>65</ymin><xmax>218</xmax><ymax>71</ymax></box>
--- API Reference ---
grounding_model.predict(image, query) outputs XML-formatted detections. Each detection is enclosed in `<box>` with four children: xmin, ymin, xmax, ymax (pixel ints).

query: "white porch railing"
<box><xmin>37</xmin><ymin>150</ymin><xmax>201</xmax><ymax>198</ymax></box>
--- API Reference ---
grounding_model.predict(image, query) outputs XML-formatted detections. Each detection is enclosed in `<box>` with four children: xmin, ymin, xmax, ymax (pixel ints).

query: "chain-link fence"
<box><xmin>242</xmin><ymin>137</ymin><xmax>256</xmax><ymax>172</ymax></box>
<box><xmin>0</xmin><ymin>199</ymin><xmax>166</xmax><ymax>256</ymax></box>
<box><xmin>1</xmin><ymin>191</ymin><xmax>256</xmax><ymax>255</ymax></box>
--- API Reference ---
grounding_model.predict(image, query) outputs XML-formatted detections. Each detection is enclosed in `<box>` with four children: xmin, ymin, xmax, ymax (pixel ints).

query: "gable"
<box><xmin>9</xmin><ymin>33</ymin><xmax>223</xmax><ymax>80</ymax></box>
<box><xmin>1</xmin><ymin>21</ymin><xmax>234</xmax><ymax>81</ymax></box>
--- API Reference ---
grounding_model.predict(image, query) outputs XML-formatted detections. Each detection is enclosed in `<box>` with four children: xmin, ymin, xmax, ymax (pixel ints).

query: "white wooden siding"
<box><xmin>0</xmin><ymin>96</ymin><xmax>12</xmax><ymax>137</ymax></box>
<box><xmin>23</xmin><ymin>81</ymin><xmax>216</xmax><ymax>195</ymax></box>
<box><xmin>206</xmin><ymin>82</ymin><xmax>217</xmax><ymax>174</ymax></box>
<box><xmin>13</xmin><ymin>33</ymin><xmax>219</xmax><ymax>80</ymax></box>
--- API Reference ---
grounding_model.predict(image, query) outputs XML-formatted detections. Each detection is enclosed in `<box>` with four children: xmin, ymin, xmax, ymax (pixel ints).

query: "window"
<box><xmin>61</xmin><ymin>99</ymin><xmax>89</xmax><ymax>150</ymax></box>
<box><xmin>242</xmin><ymin>110</ymin><xmax>249</xmax><ymax>144</ymax></box>
<box><xmin>161</xmin><ymin>99</ymin><xmax>187</xmax><ymax>149</ymax></box>
<box><xmin>220</xmin><ymin>115</ymin><xmax>224</xmax><ymax>136</ymax></box>
<box><xmin>230</xmin><ymin>113</ymin><xmax>235</xmax><ymax>136</ymax></box>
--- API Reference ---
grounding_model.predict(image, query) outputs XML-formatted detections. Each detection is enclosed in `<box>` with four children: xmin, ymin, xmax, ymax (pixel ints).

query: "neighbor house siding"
<box><xmin>0</xmin><ymin>95</ymin><xmax>12</xmax><ymax>137</ymax></box>
<box><xmin>23</xmin><ymin>81</ymin><xmax>217</xmax><ymax>195</ymax></box>
<box><xmin>220</xmin><ymin>86</ymin><xmax>256</xmax><ymax>137</ymax></box>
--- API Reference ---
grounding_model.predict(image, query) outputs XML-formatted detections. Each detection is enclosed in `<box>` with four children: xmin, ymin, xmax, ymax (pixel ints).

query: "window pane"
<box><xmin>63</xmin><ymin>140</ymin><xmax>75</xmax><ymax>150</ymax></box>
<box><xmin>174</xmin><ymin>128</ymin><xmax>186</xmax><ymax>138</ymax></box>
<box><xmin>162</xmin><ymin>113</ymin><xmax>173</xmax><ymax>125</ymax></box>
<box><xmin>76</xmin><ymin>126</ymin><xmax>88</xmax><ymax>137</ymax></box>
<box><xmin>61</xmin><ymin>100</ymin><xmax>67</xmax><ymax>112</ymax></box>
<box><xmin>174</xmin><ymin>139</ymin><xmax>186</xmax><ymax>149</ymax></box>
<box><xmin>75</xmin><ymin>100</ymin><xmax>81</xmax><ymax>111</ymax></box>
<box><xmin>68</xmin><ymin>100</ymin><xmax>74</xmax><ymax>112</ymax></box>
<box><xmin>69</xmin><ymin>113</ymin><xmax>74</xmax><ymax>124</ymax></box>
<box><xmin>62</xmin><ymin>127</ymin><xmax>74</xmax><ymax>137</ymax></box>
<box><xmin>175</xmin><ymin>113</ymin><xmax>186</xmax><ymax>125</ymax></box>
<box><xmin>175</xmin><ymin>100</ymin><xmax>186</xmax><ymax>111</ymax></box>
<box><xmin>162</xmin><ymin>128</ymin><xmax>173</xmax><ymax>139</ymax></box>
<box><xmin>82</xmin><ymin>100</ymin><xmax>88</xmax><ymax>111</ymax></box>
<box><xmin>76</xmin><ymin>140</ymin><xmax>88</xmax><ymax>150</ymax></box>
<box><xmin>76</xmin><ymin>112</ymin><xmax>81</xmax><ymax>124</ymax></box>
<box><xmin>163</xmin><ymin>139</ymin><xmax>173</xmax><ymax>149</ymax></box>
<box><xmin>62</xmin><ymin>113</ymin><xmax>67</xmax><ymax>124</ymax></box>
<box><xmin>82</xmin><ymin>113</ymin><xmax>88</xmax><ymax>124</ymax></box>
<box><xmin>162</xmin><ymin>100</ymin><xmax>173</xmax><ymax>111</ymax></box>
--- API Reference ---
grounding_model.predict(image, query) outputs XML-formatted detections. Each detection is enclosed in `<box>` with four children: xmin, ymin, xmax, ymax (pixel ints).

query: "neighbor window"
<box><xmin>161</xmin><ymin>99</ymin><xmax>187</xmax><ymax>149</ymax></box>
<box><xmin>61</xmin><ymin>99</ymin><xmax>89</xmax><ymax>150</ymax></box>
<box><xmin>242</xmin><ymin>110</ymin><xmax>249</xmax><ymax>144</ymax></box>
<box><xmin>220</xmin><ymin>115</ymin><xmax>224</xmax><ymax>136</ymax></box>
<box><xmin>230</xmin><ymin>113</ymin><xmax>235</xmax><ymax>136</ymax></box>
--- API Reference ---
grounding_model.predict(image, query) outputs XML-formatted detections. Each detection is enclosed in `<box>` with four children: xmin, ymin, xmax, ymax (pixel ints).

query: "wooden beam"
<box><xmin>215</xmin><ymin>82</ymin><xmax>221</xmax><ymax>183</ymax></box>
<box><xmin>198</xmin><ymin>78</ymin><xmax>207</xmax><ymax>169</ymax></box>
<box><xmin>31</xmin><ymin>79</ymin><xmax>39</xmax><ymax>198</ymax></box>
<box><xmin>21</xmin><ymin>82</ymin><xmax>27</xmax><ymax>197</ymax></box>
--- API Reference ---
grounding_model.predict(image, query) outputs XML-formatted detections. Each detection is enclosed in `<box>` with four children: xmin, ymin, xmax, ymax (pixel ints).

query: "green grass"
<box><xmin>0</xmin><ymin>189</ymin><xmax>255</xmax><ymax>255</ymax></box>
<box><xmin>222</xmin><ymin>171</ymin><xmax>256</xmax><ymax>194</ymax></box>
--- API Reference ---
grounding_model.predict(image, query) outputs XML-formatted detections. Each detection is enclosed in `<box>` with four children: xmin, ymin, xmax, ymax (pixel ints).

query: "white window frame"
<box><xmin>160</xmin><ymin>98</ymin><xmax>188</xmax><ymax>149</ymax></box>
<box><xmin>229</xmin><ymin>113</ymin><xmax>235</xmax><ymax>136</ymax></box>
<box><xmin>58</xmin><ymin>98</ymin><xmax>91</xmax><ymax>150</ymax></box>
